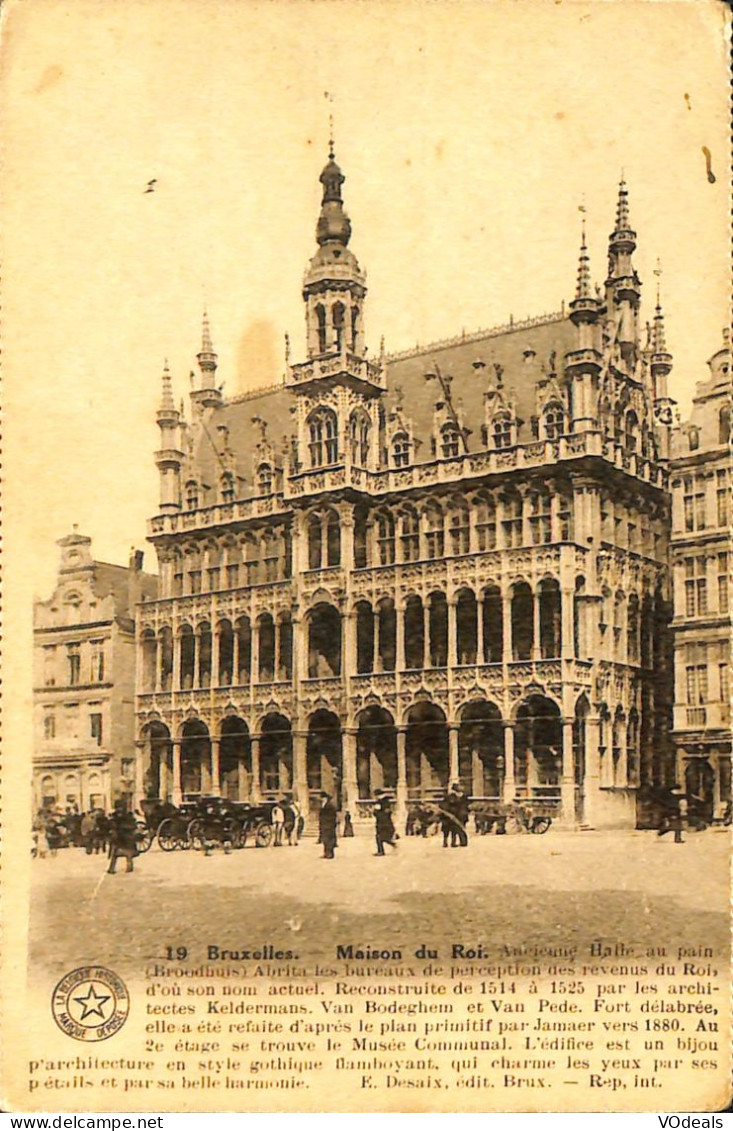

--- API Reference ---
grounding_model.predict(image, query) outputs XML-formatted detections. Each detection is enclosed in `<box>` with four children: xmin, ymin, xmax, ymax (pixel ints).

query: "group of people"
<box><xmin>270</xmin><ymin>793</ymin><xmax>305</xmax><ymax>846</ymax></box>
<box><xmin>32</xmin><ymin>801</ymin><xmax>141</xmax><ymax>872</ymax></box>
<box><xmin>315</xmin><ymin>782</ymin><xmax>471</xmax><ymax>859</ymax></box>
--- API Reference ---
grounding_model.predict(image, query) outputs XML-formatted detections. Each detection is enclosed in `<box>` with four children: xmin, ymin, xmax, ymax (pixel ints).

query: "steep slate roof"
<box><xmin>190</xmin><ymin>312</ymin><xmax>575</xmax><ymax>498</ymax></box>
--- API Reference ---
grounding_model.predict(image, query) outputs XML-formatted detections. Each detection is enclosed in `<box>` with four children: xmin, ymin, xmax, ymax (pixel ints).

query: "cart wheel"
<box><xmin>157</xmin><ymin>818</ymin><xmax>180</xmax><ymax>852</ymax></box>
<box><xmin>136</xmin><ymin>823</ymin><xmax>154</xmax><ymax>853</ymax></box>
<box><xmin>188</xmin><ymin>819</ymin><xmax>208</xmax><ymax>851</ymax></box>
<box><xmin>531</xmin><ymin>816</ymin><xmax>552</xmax><ymax>835</ymax></box>
<box><xmin>255</xmin><ymin>823</ymin><xmax>273</xmax><ymax>847</ymax></box>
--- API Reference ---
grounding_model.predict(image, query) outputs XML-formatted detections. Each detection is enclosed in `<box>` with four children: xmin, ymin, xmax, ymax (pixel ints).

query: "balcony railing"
<box><xmin>288</xmin><ymin>351</ymin><xmax>385</xmax><ymax>389</ymax></box>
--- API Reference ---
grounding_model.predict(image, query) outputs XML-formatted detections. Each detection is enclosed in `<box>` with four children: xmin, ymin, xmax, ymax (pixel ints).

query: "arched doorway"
<box><xmin>514</xmin><ymin>695</ymin><xmax>561</xmax><ymax>801</ymax></box>
<box><xmin>405</xmin><ymin>702</ymin><xmax>449</xmax><ymax>798</ymax></box>
<box><xmin>307</xmin><ymin>709</ymin><xmax>342</xmax><ymax>812</ymax></box>
<box><xmin>219</xmin><ymin>717</ymin><xmax>251</xmax><ymax>800</ymax></box>
<box><xmin>260</xmin><ymin>713</ymin><xmax>293</xmax><ymax>799</ymax></box>
<box><xmin>180</xmin><ymin>719</ymin><xmax>210</xmax><ymax>798</ymax></box>
<box><xmin>458</xmin><ymin>701</ymin><xmax>504</xmax><ymax>797</ymax></box>
<box><xmin>356</xmin><ymin>706</ymin><xmax>397</xmax><ymax>800</ymax></box>
<box><xmin>141</xmin><ymin>720</ymin><xmax>172</xmax><ymax>800</ymax></box>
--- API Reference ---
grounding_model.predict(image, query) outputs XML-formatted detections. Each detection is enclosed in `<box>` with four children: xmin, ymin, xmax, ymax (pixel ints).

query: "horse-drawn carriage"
<box><xmin>139</xmin><ymin>797</ymin><xmax>275</xmax><ymax>851</ymax></box>
<box><xmin>472</xmin><ymin>798</ymin><xmax>553</xmax><ymax>835</ymax></box>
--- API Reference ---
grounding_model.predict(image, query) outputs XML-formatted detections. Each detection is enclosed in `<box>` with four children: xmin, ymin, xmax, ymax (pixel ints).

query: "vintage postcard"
<box><xmin>2</xmin><ymin>0</ymin><xmax>731</xmax><ymax>1116</ymax></box>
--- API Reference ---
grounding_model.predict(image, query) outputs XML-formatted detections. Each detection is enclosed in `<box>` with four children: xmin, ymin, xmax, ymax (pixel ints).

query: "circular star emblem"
<box><xmin>52</xmin><ymin>966</ymin><xmax>130</xmax><ymax>1041</ymax></box>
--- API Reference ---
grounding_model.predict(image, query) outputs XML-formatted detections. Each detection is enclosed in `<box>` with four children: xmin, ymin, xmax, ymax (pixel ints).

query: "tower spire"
<box><xmin>197</xmin><ymin>309</ymin><xmax>218</xmax><ymax>379</ymax></box>
<box><xmin>606</xmin><ymin>176</ymin><xmax>641</xmax><ymax>368</ymax></box>
<box><xmin>158</xmin><ymin>358</ymin><xmax>175</xmax><ymax>415</ymax></box>
<box><xmin>576</xmin><ymin>219</ymin><xmax>592</xmax><ymax>300</ymax></box>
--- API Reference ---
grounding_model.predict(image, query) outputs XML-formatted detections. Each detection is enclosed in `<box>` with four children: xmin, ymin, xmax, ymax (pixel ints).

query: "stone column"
<box><xmin>502</xmin><ymin>723</ymin><xmax>516</xmax><ymax>802</ymax></box>
<box><xmin>173</xmin><ymin>632</ymin><xmax>182</xmax><ymax>691</ymax></box>
<box><xmin>423</xmin><ymin>602</ymin><xmax>431</xmax><ymax>667</ymax></box>
<box><xmin>250</xmin><ymin>735</ymin><xmax>261</xmax><ymax>802</ymax></box>
<box><xmin>210</xmin><ymin>737</ymin><xmax>221</xmax><ymax>796</ymax></box>
<box><xmin>232</xmin><ymin>630</ymin><xmax>240</xmax><ymax>687</ymax></box>
<box><xmin>293</xmin><ymin>729</ymin><xmax>308</xmax><ymax>815</ymax></box>
<box><xmin>448</xmin><ymin>724</ymin><xmax>459</xmax><ymax>784</ymax></box>
<box><xmin>171</xmin><ymin>741</ymin><xmax>182</xmax><ymax>806</ymax></box>
<box><xmin>532</xmin><ymin>587</ymin><xmax>542</xmax><ymax>661</ymax></box>
<box><xmin>448</xmin><ymin>598</ymin><xmax>458</xmax><ymax>668</ymax></box>
<box><xmin>134</xmin><ymin>739</ymin><xmax>146</xmax><ymax>808</ymax></box>
<box><xmin>342</xmin><ymin>727</ymin><xmax>358</xmax><ymax>816</ymax></box>
<box><xmin>560</xmin><ymin>718</ymin><xmax>575</xmax><ymax>826</ymax></box>
<box><xmin>395</xmin><ymin>726</ymin><xmax>408</xmax><ymax>828</ymax></box>
<box><xmin>344</xmin><ymin>611</ymin><xmax>357</xmax><ymax>678</ymax></box>
<box><xmin>561</xmin><ymin>588</ymin><xmax>574</xmax><ymax>659</ymax></box>
<box><xmin>251</xmin><ymin>622</ymin><xmax>261</xmax><ymax>684</ymax></box>
<box><xmin>212</xmin><ymin>626</ymin><xmax>220</xmax><ymax>689</ymax></box>
<box><xmin>502</xmin><ymin>594</ymin><xmax>513</xmax><ymax>663</ymax></box>
<box><xmin>395</xmin><ymin>602</ymin><xmax>405</xmax><ymax>671</ymax></box>
<box><xmin>582</xmin><ymin>715</ymin><xmax>601</xmax><ymax>829</ymax></box>
<box><xmin>477</xmin><ymin>594</ymin><xmax>485</xmax><ymax>665</ymax></box>
<box><xmin>155</xmin><ymin>638</ymin><xmax>163</xmax><ymax>694</ymax></box>
<box><xmin>373</xmin><ymin>609</ymin><xmax>381</xmax><ymax>672</ymax></box>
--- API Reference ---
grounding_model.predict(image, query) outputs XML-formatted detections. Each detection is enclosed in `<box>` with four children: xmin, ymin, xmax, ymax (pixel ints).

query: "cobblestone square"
<box><xmin>31</xmin><ymin>828</ymin><xmax>730</xmax><ymax>982</ymax></box>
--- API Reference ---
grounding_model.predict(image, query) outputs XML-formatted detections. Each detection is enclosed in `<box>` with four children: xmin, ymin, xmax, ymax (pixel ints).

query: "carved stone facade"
<box><xmin>670</xmin><ymin>330</ymin><xmax>732</xmax><ymax>821</ymax></box>
<box><xmin>136</xmin><ymin>162</ymin><xmax>677</xmax><ymax>829</ymax></box>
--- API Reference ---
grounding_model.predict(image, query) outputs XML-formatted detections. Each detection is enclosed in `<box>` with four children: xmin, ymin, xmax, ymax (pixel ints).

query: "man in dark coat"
<box><xmin>107</xmin><ymin>803</ymin><xmax>139</xmax><ymax>873</ymax></box>
<box><xmin>318</xmin><ymin>792</ymin><xmax>338</xmax><ymax>859</ymax></box>
<box><xmin>373</xmin><ymin>791</ymin><xmax>397</xmax><ymax>855</ymax></box>
<box><xmin>451</xmin><ymin>783</ymin><xmax>470</xmax><ymax>847</ymax></box>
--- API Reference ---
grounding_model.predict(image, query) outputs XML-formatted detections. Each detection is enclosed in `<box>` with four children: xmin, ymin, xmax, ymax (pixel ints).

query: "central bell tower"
<box><xmin>303</xmin><ymin>145</ymin><xmax>368</xmax><ymax>360</ymax></box>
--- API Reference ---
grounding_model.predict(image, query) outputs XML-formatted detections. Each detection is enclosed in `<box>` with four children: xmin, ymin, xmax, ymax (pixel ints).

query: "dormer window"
<box><xmin>493</xmin><ymin>414</ymin><xmax>512</xmax><ymax>450</ymax></box>
<box><xmin>688</xmin><ymin>427</ymin><xmax>700</xmax><ymax>452</ymax></box>
<box><xmin>441</xmin><ymin>423</ymin><xmax>460</xmax><ymax>459</ymax></box>
<box><xmin>221</xmin><ymin>473</ymin><xmax>235</xmax><ymax>503</ymax></box>
<box><xmin>185</xmin><ymin>480</ymin><xmax>199</xmax><ymax>510</ymax></box>
<box><xmin>392</xmin><ymin>432</ymin><xmax>410</xmax><ymax>469</ymax></box>
<box><xmin>543</xmin><ymin>402</ymin><xmax>565</xmax><ymax>440</ymax></box>
<box><xmin>257</xmin><ymin>463</ymin><xmax>273</xmax><ymax>495</ymax></box>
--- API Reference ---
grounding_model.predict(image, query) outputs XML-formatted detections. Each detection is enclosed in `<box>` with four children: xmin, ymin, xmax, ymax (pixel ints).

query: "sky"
<box><xmin>3</xmin><ymin>0</ymin><xmax>730</xmax><ymax>603</ymax></box>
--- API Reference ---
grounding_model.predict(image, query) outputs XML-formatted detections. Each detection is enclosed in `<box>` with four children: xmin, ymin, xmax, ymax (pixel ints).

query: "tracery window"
<box><xmin>441</xmin><ymin>423</ymin><xmax>460</xmax><ymax>459</ymax></box>
<box><xmin>392</xmin><ymin>432</ymin><xmax>410</xmax><ymax>469</ymax></box>
<box><xmin>257</xmin><ymin>464</ymin><xmax>273</xmax><ymax>495</ymax></box>
<box><xmin>493</xmin><ymin>414</ymin><xmax>512</xmax><ymax>450</ymax></box>
<box><xmin>221</xmin><ymin>473</ymin><xmax>235</xmax><ymax>503</ymax></box>
<box><xmin>400</xmin><ymin>507</ymin><xmax>420</xmax><ymax>562</ymax></box>
<box><xmin>376</xmin><ymin>511</ymin><xmax>396</xmax><ymax>565</ymax></box>
<box><xmin>308</xmin><ymin>407</ymin><xmax>338</xmax><ymax>468</ymax></box>
<box><xmin>543</xmin><ymin>402</ymin><xmax>565</xmax><ymax>440</ymax></box>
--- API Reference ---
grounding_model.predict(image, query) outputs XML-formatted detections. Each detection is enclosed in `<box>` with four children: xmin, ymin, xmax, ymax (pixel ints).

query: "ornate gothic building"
<box><xmin>670</xmin><ymin>330</ymin><xmax>731</xmax><ymax>822</ymax></box>
<box><xmin>135</xmin><ymin>151</ymin><xmax>679</xmax><ymax>829</ymax></box>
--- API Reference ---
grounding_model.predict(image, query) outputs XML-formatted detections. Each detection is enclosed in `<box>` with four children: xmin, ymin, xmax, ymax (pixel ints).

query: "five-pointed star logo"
<box><xmin>73</xmin><ymin>983</ymin><xmax>111</xmax><ymax>1021</ymax></box>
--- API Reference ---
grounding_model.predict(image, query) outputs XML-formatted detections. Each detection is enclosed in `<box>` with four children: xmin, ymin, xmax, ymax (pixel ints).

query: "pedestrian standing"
<box><xmin>373</xmin><ymin>791</ymin><xmax>397</xmax><ymax>855</ymax></box>
<box><xmin>272</xmin><ymin>801</ymin><xmax>285</xmax><ymax>846</ymax></box>
<box><xmin>451</xmin><ymin>783</ymin><xmax>470</xmax><ymax>847</ymax></box>
<box><xmin>318</xmin><ymin>792</ymin><xmax>338</xmax><ymax>859</ymax></box>
<box><xmin>107</xmin><ymin>802</ymin><xmax>139</xmax><ymax>873</ymax></box>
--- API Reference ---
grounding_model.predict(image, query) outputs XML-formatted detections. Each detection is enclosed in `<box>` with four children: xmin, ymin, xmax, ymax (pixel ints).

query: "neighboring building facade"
<box><xmin>670</xmin><ymin>330</ymin><xmax>732</xmax><ymax>822</ymax></box>
<box><xmin>136</xmin><ymin>152</ymin><xmax>678</xmax><ymax>829</ymax></box>
<box><xmin>33</xmin><ymin>531</ymin><xmax>157</xmax><ymax>812</ymax></box>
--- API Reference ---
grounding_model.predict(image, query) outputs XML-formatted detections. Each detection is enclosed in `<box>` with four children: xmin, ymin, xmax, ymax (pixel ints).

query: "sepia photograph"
<box><xmin>2</xmin><ymin>0</ymin><xmax>731</xmax><ymax>1115</ymax></box>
